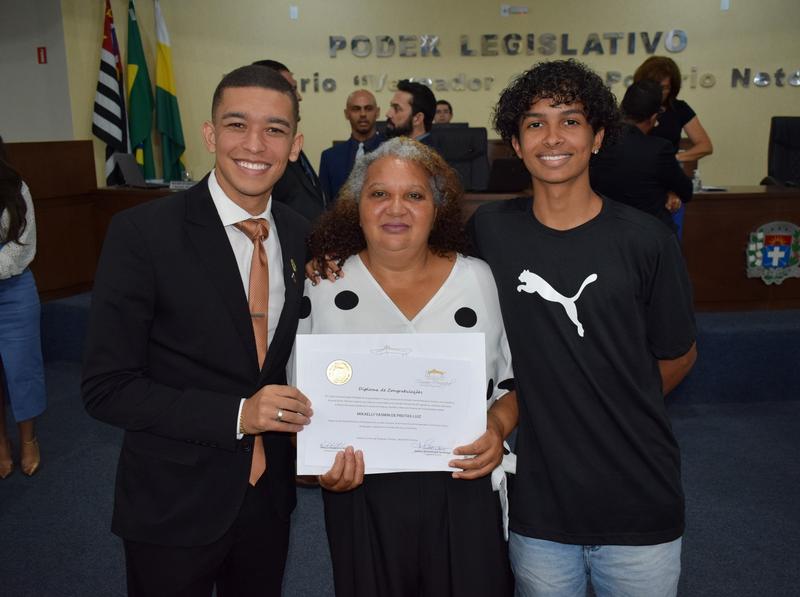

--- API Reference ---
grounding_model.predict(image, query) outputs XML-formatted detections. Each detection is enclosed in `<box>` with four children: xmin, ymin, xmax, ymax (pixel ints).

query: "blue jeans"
<box><xmin>509</xmin><ymin>532</ymin><xmax>681</xmax><ymax>597</ymax></box>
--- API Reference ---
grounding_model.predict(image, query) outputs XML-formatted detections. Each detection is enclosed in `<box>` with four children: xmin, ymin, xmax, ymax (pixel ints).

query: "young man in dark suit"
<box><xmin>82</xmin><ymin>65</ymin><xmax>313</xmax><ymax>596</ymax></box>
<box><xmin>590</xmin><ymin>79</ymin><xmax>693</xmax><ymax>233</ymax></box>
<box><xmin>253</xmin><ymin>59</ymin><xmax>327</xmax><ymax>222</ymax></box>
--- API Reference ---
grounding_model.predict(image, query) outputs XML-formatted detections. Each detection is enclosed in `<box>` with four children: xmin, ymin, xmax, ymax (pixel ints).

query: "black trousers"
<box><xmin>323</xmin><ymin>471</ymin><xmax>513</xmax><ymax>597</ymax></box>
<box><xmin>124</xmin><ymin>476</ymin><xmax>290</xmax><ymax>597</ymax></box>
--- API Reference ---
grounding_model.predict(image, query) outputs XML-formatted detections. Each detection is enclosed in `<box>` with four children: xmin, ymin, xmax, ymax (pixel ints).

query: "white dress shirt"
<box><xmin>207</xmin><ymin>171</ymin><xmax>286</xmax><ymax>437</ymax></box>
<box><xmin>208</xmin><ymin>170</ymin><xmax>285</xmax><ymax>343</ymax></box>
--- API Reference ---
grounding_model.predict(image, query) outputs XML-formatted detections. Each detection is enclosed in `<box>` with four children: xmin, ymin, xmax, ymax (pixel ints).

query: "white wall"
<box><xmin>0</xmin><ymin>0</ymin><xmax>73</xmax><ymax>142</ymax></box>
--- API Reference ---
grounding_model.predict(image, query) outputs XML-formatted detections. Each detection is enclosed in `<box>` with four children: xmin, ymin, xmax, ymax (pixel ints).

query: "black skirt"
<box><xmin>322</xmin><ymin>471</ymin><xmax>513</xmax><ymax>597</ymax></box>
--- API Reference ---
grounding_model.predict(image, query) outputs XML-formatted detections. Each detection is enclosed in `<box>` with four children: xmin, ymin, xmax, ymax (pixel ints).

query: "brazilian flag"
<box><xmin>126</xmin><ymin>0</ymin><xmax>155</xmax><ymax>179</ymax></box>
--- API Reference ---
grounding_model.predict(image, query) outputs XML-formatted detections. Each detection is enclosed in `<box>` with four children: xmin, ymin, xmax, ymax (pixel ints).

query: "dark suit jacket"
<box><xmin>590</xmin><ymin>124</ymin><xmax>693</xmax><ymax>232</ymax></box>
<box><xmin>271</xmin><ymin>150</ymin><xmax>326</xmax><ymax>222</ymax></box>
<box><xmin>417</xmin><ymin>132</ymin><xmax>437</xmax><ymax>148</ymax></box>
<box><xmin>82</xmin><ymin>176</ymin><xmax>309</xmax><ymax>546</ymax></box>
<box><xmin>319</xmin><ymin>133</ymin><xmax>382</xmax><ymax>202</ymax></box>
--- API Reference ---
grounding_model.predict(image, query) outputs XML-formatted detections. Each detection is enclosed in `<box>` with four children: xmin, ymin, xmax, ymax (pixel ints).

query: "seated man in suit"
<box><xmin>590</xmin><ymin>79</ymin><xmax>693</xmax><ymax>233</ymax></box>
<box><xmin>82</xmin><ymin>64</ymin><xmax>313</xmax><ymax>596</ymax></box>
<box><xmin>318</xmin><ymin>89</ymin><xmax>382</xmax><ymax>203</ymax></box>
<box><xmin>253</xmin><ymin>59</ymin><xmax>327</xmax><ymax>222</ymax></box>
<box><xmin>385</xmin><ymin>79</ymin><xmax>437</xmax><ymax>145</ymax></box>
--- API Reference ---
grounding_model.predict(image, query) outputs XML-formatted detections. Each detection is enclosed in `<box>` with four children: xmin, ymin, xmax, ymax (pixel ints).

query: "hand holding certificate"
<box><xmin>295</xmin><ymin>333</ymin><xmax>487</xmax><ymax>475</ymax></box>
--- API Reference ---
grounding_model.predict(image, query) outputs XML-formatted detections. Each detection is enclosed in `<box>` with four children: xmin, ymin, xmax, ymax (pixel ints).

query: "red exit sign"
<box><xmin>37</xmin><ymin>47</ymin><xmax>47</xmax><ymax>64</ymax></box>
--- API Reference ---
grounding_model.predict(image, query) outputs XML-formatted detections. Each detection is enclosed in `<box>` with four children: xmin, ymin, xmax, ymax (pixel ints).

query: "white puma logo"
<box><xmin>516</xmin><ymin>270</ymin><xmax>598</xmax><ymax>337</ymax></box>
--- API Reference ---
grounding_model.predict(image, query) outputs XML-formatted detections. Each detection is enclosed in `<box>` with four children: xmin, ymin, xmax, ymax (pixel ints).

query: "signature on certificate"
<box><xmin>370</xmin><ymin>345</ymin><xmax>413</xmax><ymax>356</ymax></box>
<box><xmin>319</xmin><ymin>441</ymin><xmax>347</xmax><ymax>450</ymax></box>
<box><xmin>414</xmin><ymin>439</ymin><xmax>449</xmax><ymax>454</ymax></box>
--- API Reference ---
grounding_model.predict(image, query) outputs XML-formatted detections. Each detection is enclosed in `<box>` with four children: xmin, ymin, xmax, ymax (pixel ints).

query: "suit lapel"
<box><xmin>184</xmin><ymin>180</ymin><xmax>259</xmax><ymax>370</ymax></box>
<box><xmin>260</xmin><ymin>206</ymin><xmax>303</xmax><ymax>380</ymax></box>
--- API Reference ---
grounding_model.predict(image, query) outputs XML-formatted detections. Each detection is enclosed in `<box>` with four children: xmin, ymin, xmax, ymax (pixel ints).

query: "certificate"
<box><xmin>295</xmin><ymin>333</ymin><xmax>486</xmax><ymax>475</ymax></box>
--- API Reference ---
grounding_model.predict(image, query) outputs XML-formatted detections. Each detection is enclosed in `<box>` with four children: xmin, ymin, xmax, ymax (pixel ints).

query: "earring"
<box><xmin>592</xmin><ymin>148</ymin><xmax>599</xmax><ymax>154</ymax></box>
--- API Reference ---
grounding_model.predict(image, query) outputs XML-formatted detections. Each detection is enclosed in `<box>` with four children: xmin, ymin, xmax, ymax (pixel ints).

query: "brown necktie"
<box><xmin>235</xmin><ymin>218</ymin><xmax>269</xmax><ymax>486</ymax></box>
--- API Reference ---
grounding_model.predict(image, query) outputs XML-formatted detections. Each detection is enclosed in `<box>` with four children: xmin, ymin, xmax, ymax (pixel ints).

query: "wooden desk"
<box><xmin>5</xmin><ymin>140</ymin><xmax>172</xmax><ymax>300</ymax></box>
<box><xmin>487</xmin><ymin>139</ymin><xmax>515</xmax><ymax>164</ymax></box>
<box><xmin>32</xmin><ymin>187</ymin><xmax>169</xmax><ymax>300</ymax></box>
<box><xmin>8</xmin><ymin>138</ymin><xmax>798</xmax><ymax>310</ymax></box>
<box><xmin>683</xmin><ymin>186</ymin><xmax>800</xmax><ymax>310</ymax></box>
<box><xmin>462</xmin><ymin>186</ymin><xmax>800</xmax><ymax>310</ymax></box>
<box><xmin>462</xmin><ymin>191</ymin><xmax>522</xmax><ymax>220</ymax></box>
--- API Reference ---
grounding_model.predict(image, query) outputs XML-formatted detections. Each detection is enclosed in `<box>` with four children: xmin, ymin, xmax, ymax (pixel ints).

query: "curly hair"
<box><xmin>307</xmin><ymin>137</ymin><xmax>467</xmax><ymax>264</ymax></box>
<box><xmin>633</xmin><ymin>56</ymin><xmax>681</xmax><ymax>105</ymax></box>
<box><xmin>493</xmin><ymin>59</ymin><xmax>621</xmax><ymax>147</ymax></box>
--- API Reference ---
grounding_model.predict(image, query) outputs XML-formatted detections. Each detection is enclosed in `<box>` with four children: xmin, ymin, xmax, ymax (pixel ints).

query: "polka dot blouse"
<box><xmin>292</xmin><ymin>253</ymin><xmax>514</xmax><ymax>406</ymax></box>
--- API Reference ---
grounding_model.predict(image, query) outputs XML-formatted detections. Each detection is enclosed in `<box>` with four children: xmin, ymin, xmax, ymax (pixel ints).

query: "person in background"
<box><xmin>0</xmin><ymin>135</ymin><xmax>46</xmax><ymax>479</ymax></box>
<box><xmin>298</xmin><ymin>137</ymin><xmax>516</xmax><ymax>596</ymax></box>
<box><xmin>319</xmin><ymin>89</ymin><xmax>382</xmax><ymax>203</ymax></box>
<box><xmin>253</xmin><ymin>59</ymin><xmax>327</xmax><ymax>222</ymax></box>
<box><xmin>634</xmin><ymin>56</ymin><xmax>713</xmax><ymax>237</ymax></box>
<box><xmin>470</xmin><ymin>60</ymin><xmax>697</xmax><ymax>597</ymax></box>
<box><xmin>590</xmin><ymin>79</ymin><xmax>693</xmax><ymax>234</ymax></box>
<box><xmin>385</xmin><ymin>80</ymin><xmax>437</xmax><ymax>145</ymax></box>
<box><xmin>434</xmin><ymin>99</ymin><xmax>454</xmax><ymax>124</ymax></box>
<box><xmin>634</xmin><ymin>56</ymin><xmax>713</xmax><ymax>163</ymax></box>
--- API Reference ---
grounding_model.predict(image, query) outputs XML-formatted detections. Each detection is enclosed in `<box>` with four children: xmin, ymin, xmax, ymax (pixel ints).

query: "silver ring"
<box><xmin>276</xmin><ymin>408</ymin><xmax>284</xmax><ymax>422</ymax></box>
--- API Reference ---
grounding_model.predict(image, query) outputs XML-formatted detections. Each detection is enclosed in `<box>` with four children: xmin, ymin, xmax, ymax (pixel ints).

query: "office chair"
<box><xmin>431</xmin><ymin>122</ymin><xmax>469</xmax><ymax>129</ymax></box>
<box><xmin>761</xmin><ymin>116</ymin><xmax>800</xmax><ymax>187</ymax></box>
<box><xmin>429</xmin><ymin>127</ymin><xmax>490</xmax><ymax>191</ymax></box>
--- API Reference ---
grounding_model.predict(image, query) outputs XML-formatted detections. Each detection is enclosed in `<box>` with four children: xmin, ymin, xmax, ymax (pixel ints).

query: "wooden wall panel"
<box><xmin>682</xmin><ymin>186</ymin><xmax>800</xmax><ymax>310</ymax></box>
<box><xmin>5</xmin><ymin>141</ymin><xmax>168</xmax><ymax>300</ymax></box>
<box><xmin>32</xmin><ymin>195</ymin><xmax>98</xmax><ymax>297</ymax></box>
<box><xmin>5</xmin><ymin>140</ymin><xmax>96</xmax><ymax>199</ymax></box>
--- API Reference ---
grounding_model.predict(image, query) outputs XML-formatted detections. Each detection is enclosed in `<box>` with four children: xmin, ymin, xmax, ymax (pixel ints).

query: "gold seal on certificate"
<box><xmin>326</xmin><ymin>360</ymin><xmax>353</xmax><ymax>385</ymax></box>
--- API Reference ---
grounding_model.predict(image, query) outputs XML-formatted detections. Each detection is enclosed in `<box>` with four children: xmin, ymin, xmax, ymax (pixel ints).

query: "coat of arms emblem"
<box><xmin>746</xmin><ymin>221</ymin><xmax>800</xmax><ymax>285</ymax></box>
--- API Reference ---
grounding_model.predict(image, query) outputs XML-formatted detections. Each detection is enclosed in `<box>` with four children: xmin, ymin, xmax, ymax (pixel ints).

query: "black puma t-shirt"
<box><xmin>468</xmin><ymin>196</ymin><xmax>695</xmax><ymax>545</ymax></box>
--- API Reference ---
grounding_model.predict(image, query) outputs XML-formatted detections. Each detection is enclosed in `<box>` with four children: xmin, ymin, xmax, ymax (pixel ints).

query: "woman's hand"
<box><xmin>319</xmin><ymin>446</ymin><xmax>365</xmax><ymax>492</ymax></box>
<box><xmin>450</xmin><ymin>392</ymin><xmax>518</xmax><ymax>480</ymax></box>
<box><xmin>665</xmin><ymin>192</ymin><xmax>682</xmax><ymax>213</ymax></box>
<box><xmin>449</xmin><ymin>417</ymin><xmax>504</xmax><ymax>480</ymax></box>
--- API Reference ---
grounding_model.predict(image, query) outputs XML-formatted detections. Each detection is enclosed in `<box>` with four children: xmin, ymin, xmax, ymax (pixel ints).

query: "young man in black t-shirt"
<box><xmin>469</xmin><ymin>60</ymin><xmax>697</xmax><ymax>597</ymax></box>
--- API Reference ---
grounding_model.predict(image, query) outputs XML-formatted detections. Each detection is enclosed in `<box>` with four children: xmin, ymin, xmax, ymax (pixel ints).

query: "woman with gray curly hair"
<box><xmin>292</xmin><ymin>137</ymin><xmax>516</xmax><ymax>596</ymax></box>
